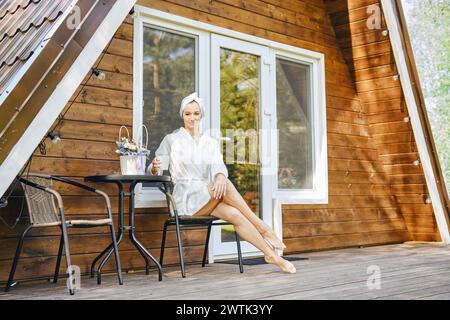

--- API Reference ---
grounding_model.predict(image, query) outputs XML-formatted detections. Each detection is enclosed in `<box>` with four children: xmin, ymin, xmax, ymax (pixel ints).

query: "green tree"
<box><xmin>404</xmin><ymin>0</ymin><xmax>450</xmax><ymax>198</ymax></box>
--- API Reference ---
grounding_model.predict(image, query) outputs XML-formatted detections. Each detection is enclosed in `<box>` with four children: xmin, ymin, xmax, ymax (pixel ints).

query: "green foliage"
<box><xmin>142</xmin><ymin>27</ymin><xmax>195</xmax><ymax>153</ymax></box>
<box><xmin>405</xmin><ymin>0</ymin><xmax>450</xmax><ymax>197</ymax></box>
<box><xmin>219</xmin><ymin>49</ymin><xmax>261</xmax><ymax>216</ymax></box>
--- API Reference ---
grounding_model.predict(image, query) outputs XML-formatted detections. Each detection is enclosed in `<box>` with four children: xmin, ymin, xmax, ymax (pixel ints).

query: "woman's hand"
<box><xmin>212</xmin><ymin>173</ymin><xmax>227</xmax><ymax>199</ymax></box>
<box><xmin>150</xmin><ymin>157</ymin><xmax>161</xmax><ymax>175</ymax></box>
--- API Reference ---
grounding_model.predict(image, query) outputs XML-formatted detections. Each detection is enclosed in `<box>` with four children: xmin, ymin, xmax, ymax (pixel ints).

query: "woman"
<box><xmin>148</xmin><ymin>92</ymin><xmax>296</xmax><ymax>274</ymax></box>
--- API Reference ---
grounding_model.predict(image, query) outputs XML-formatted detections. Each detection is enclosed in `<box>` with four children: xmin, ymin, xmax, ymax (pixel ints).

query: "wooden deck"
<box><xmin>1</xmin><ymin>243</ymin><xmax>450</xmax><ymax>300</ymax></box>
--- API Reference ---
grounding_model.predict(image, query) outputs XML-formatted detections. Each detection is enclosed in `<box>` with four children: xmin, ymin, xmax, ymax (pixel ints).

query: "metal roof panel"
<box><xmin>0</xmin><ymin>0</ymin><xmax>73</xmax><ymax>95</ymax></box>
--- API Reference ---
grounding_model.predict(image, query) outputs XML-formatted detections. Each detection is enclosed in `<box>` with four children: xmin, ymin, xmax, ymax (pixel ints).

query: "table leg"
<box><xmin>90</xmin><ymin>242</ymin><xmax>114</xmax><ymax>278</ymax></box>
<box><xmin>130</xmin><ymin>232</ymin><xmax>163</xmax><ymax>281</ymax></box>
<box><xmin>128</xmin><ymin>181</ymin><xmax>163</xmax><ymax>281</ymax></box>
<box><xmin>127</xmin><ymin>182</ymin><xmax>150</xmax><ymax>274</ymax></box>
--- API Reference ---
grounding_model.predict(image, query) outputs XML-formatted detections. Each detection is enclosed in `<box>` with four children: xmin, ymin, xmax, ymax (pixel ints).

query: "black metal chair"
<box><xmin>158</xmin><ymin>180</ymin><xmax>244</xmax><ymax>278</ymax></box>
<box><xmin>5</xmin><ymin>174</ymin><xmax>122</xmax><ymax>295</ymax></box>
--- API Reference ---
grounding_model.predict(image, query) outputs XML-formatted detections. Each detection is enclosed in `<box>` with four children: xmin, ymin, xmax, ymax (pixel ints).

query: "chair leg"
<box><xmin>160</xmin><ymin>221</ymin><xmax>169</xmax><ymax>266</ymax></box>
<box><xmin>174</xmin><ymin>215</ymin><xmax>186</xmax><ymax>278</ymax></box>
<box><xmin>202</xmin><ymin>223</ymin><xmax>213</xmax><ymax>267</ymax></box>
<box><xmin>109</xmin><ymin>224</ymin><xmax>123</xmax><ymax>285</ymax></box>
<box><xmin>53</xmin><ymin>232</ymin><xmax>64</xmax><ymax>283</ymax></box>
<box><xmin>235</xmin><ymin>232</ymin><xmax>244</xmax><ymax>274</ymax></box>
<box><xmin>5</xmin><ymin>225</ymin><xmax>33</xmax><ymax>292</ymax></box>
<box><xmin>60</xmin><ymin>217</ymin><xmax>74</xmax><ymax>295</ymax></box>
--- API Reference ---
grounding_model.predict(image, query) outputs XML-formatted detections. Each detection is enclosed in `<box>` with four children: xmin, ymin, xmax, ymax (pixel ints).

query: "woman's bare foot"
<box><xmin>261</xmin><ymin>230</ymin><xmax>286</xmax><ymax>250</ymax></box>
<box><xmin>265</xmin><ymin>255</ymin><xmax>296</xmax><ymax>274</ymax></box>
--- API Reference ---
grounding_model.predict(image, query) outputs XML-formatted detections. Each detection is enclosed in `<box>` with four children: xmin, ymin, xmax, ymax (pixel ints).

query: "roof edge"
<box><xmin>381</xmin><ymin>0</ymin><xmax>450</xmax><ymax>242</ymax></box>
<box><xmin>394</xmin><ymin>1</ymin><xmax>450</xmax><ymax>214</ymax></box>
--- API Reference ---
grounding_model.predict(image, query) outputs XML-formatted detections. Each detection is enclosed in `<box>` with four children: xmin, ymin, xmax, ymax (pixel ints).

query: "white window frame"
<box><xmin>133</xmin><ymin>6</ymin><xmax>328</xmax><ymax>208</ymax></box>
<box><xmin>133</xmin><ymin>10</ymin><xmax>210</xmax><ymax>207</ymax></box>
<box><xmin>271</xmin><ymin>51</ymin><xmax>328</xmax><ymax>204</ymax></box>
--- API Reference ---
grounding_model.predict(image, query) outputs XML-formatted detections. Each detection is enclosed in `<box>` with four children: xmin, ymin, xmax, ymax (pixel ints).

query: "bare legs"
<box><xmin>210</xmin><ymin>202</ymin><xmax>295</xmax><ymax>273</ymax></box>
<box><xmin>193</xmin><ymin>181</ymin><xmax>295</xmax><ymax>274</ymax></box>
<box><xmin>220</xmin><ymin>180</ymin><xmax>268</xmax><ymax>233</ymax></box>
<box><xmin>221</xmin><ymin>179</ymin><xmax>286</xmax><ymax>250</ymax></box>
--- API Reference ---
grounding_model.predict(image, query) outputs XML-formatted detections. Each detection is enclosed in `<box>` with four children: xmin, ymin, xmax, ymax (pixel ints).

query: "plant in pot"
<box><xmin>116</xmin><ymin>125</ymin><xmax>150</xmax><ymax>175</ymax></box>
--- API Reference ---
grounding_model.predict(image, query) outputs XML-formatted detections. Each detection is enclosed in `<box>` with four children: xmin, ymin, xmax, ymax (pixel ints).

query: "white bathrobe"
<box><xmin>149</xmin><ymin>127</ymin><xmax>228</xmax><ymax>216</ymax></box>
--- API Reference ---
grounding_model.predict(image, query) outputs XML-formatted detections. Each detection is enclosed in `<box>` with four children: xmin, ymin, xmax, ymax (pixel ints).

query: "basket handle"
<box><xmin>119</xmin><ymin>125</ymin><xmax>130</xmax><ymax>141</ymax></box>
<box><xmin>139</xmin><ymin>124</ymin><xmax>149</xmax><ymax>150</ymax></box>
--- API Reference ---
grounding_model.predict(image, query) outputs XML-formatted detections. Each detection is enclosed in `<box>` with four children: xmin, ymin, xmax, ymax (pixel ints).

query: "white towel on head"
<box><xmin>179</xmin><ymin>92</ymin><xmax>204</xmax><ymax>118</ymax></box>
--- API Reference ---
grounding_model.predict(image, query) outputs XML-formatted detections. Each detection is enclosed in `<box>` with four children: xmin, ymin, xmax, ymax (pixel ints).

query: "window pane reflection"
<box><xmin>276</xmin><ymin>58</ymin><xmax>313</xmax><ymax>189</ymax></box>
<box><xmin>142</xmin><ymin>26</ymin><xmax>196</xmax><ymax>161</ymax></box>
<box><xmin>220</xmin><ymin>48</ymin><xmax>261</xmax><ymax>242</ymax></box>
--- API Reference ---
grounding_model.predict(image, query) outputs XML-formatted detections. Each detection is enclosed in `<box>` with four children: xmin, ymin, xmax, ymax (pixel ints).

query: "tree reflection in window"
<box><xmin>220</xmin><ymin>48</ymin><xmax>261</xmax><ymax>228</ymax></box>
<box><xmin>142</xmin><ymin>26</ymin><xmax>196</xmax><ymax>163</ymax></box>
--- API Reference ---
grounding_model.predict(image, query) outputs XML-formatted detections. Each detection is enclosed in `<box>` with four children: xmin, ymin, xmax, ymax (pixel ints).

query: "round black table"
<box><xmin>84</xmin><ymin>174</ymin><xmax>172</xmax><ymax>283</ymax></box>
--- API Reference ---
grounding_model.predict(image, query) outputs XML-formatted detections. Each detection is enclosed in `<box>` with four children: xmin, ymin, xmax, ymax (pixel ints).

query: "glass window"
<box><xmin>276</xmin><ymin>58</ymin><xmax>313</xmax><ymax>189</ymax></box>
<box><xmin>219</xmin><ymin>48</ymin><xmax>261</xmax><ymax>242</ymax></box>
<box><xmin>142</xmin><ymin>25</ymin><xmax>196</xmax><ymax>163</ymax></box>
<box><xmin>135</xmin><ymin>11</ymin><xmax>327</xmax><ymax>206</ymax></box>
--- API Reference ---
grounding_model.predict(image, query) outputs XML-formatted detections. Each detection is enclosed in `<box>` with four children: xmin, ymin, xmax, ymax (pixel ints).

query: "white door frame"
<box><xmin>210</xmin><ymin>34</ymin><xmax>274</xmax><ymax>260</ymax></box>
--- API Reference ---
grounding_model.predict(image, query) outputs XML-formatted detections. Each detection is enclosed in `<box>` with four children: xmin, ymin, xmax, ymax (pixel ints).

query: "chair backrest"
<box><xmin>20</xmin><ymin>175</ymin><xmax>60</xmax><ymax>226</ymax></box>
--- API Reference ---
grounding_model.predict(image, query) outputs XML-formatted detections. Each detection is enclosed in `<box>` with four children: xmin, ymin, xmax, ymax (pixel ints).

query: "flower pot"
<box><xmin>120</xmin><ymin>155</ymin><xmax>146</xmax><ymax>175</ymax></box>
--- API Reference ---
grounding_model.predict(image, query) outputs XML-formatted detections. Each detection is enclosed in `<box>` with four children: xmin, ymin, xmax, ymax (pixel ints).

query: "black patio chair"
<box><xmin>5</xmin><ymin>174</ymin><xmax>122</xmax><ymax>295</ymax></box>
<box><xmin>158</xmin><ymin>178</ymin><xmax>244</xmax><ymax>278</ymax></box>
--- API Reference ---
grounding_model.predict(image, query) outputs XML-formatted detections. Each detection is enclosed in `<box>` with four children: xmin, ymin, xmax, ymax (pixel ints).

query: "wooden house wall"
<box><xmin>325</xmin><ymin>0</ymin><xmax>440</xmax><ymax>242</ymax></box>
<box><xmin>0</xmin><ymin>0</ymin><xmax>427</xmax><ymax>283</ymax></box>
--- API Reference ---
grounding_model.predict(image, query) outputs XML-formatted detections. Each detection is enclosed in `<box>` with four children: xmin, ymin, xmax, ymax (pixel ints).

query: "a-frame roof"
<box><xmin>0</xmin><ymin>0</ymin><xmax>137</xmax><ymax>198</ymax></box>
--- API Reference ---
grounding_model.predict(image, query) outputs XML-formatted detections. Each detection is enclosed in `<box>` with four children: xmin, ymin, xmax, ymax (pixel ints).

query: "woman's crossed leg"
<box><xmin>193</xmin><ymin>184</ymin><xmax>295</xmax><ymax>274</ymax></box>
<box><xmin>219</xmin><ymin>179</ymin><xmax>286</xmax><ymax>250</ymax></box>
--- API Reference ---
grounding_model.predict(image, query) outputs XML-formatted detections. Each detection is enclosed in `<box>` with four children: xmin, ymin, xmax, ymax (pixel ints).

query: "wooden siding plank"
<box><xmin>328</xmin><ymin>146</ymin><xmax>379</xmax><ymax>161</ymax></box>
<box><xmin>216</xmin><ymin>0</ymin><xmax>335</xmax><ymax>35</ymax></box>
<box><xmin>283</xmin><ymin>208</ymin><xmax>403</xmax><ymax>224</ymax></box>
<box><xmin>285</xmin><ymin>230</ymin><xmax>410</xmax><ymax>253</ymax></box>
<box><xmin>328</xmin><ymin>171</ymin><xmax>389</xmax><ymax>184</ymax></box>
<box><xmin>367</xmin><ymin>111</ymin><xmax>409</xmax><ymax>124</ymax></box>
<box><xmin>353</xmin><ymin>64</ymin><xmax>397</xmax><ymax>82</ymax></box>
<box><xmin>36</xmin><ymin>139</ymin><xmax>118</xmax><ymax>161</ymax></box>
<box><xmin>74</xmin><ymin>86</ymin><xmax>133</xmax><ymax>108</ymax></box>
<box><xmin>350</xmin><ymin>52</ymin><xmax>395</xmax><ymax>71</ymax></box>
<box><xmin>283</xmin><ymin>219</ymin><xmax>407</xmax><ymax>238</ymax></box>
<box><xmin>96</xmin><ymin>53</ymin><xmax>133</xmax><ymax>75</ymax></box>
<box><xmin>326</xmin><ymin>0</ymin><xmax>379</xmax><ymax>14</ymax></box>
<box><xmin>363</xmin><ymin>99</ymin><xmax>404</xmax><ymax>114</ymax></box>
<box><xmin>338</xmin><ymin>30</ymin><xmax>389</xmax><ymax>48</ymax></box>
<box><xmin>57</xmin><ymin>120</ymin><xmax>123</xmax><ymax>143</ymax></box>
